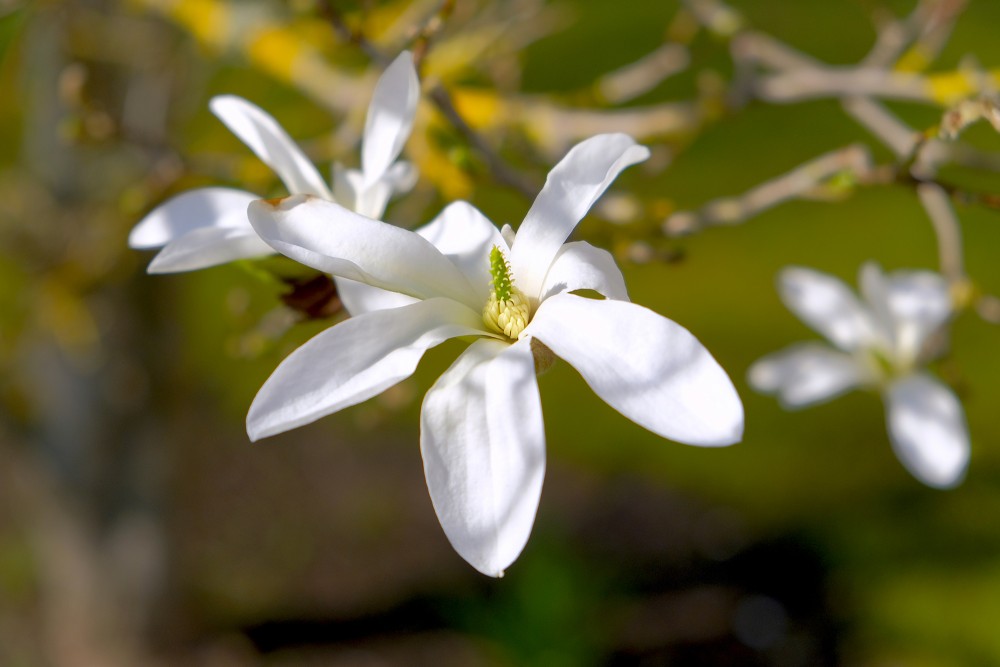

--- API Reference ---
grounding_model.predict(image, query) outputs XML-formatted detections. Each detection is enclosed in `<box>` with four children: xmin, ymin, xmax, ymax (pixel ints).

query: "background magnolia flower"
<box><xmin>241</xmin><ymin>133</ymin><xmax>744</xmax><ymax>577</ymax></box>
<box><xmin>127</xmin><ymin>51</ymin><xmax>419</xmax><ymax>274</ymax></box>
<box><xmin>748</xmin><ymin>263</ymin><xmax>969</xmax><ymax>488</ymax></box>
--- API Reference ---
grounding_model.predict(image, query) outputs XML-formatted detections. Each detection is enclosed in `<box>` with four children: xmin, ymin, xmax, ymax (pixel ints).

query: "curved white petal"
<box><xmin>884</xmin><ymin>373</ymin><xmax>969</xmax><ymax>488</ymax></box>
<box><xmin>540</xmin><ymin>241</ymin><xmax>629</xmax><ymax>302</ymax></box>
<box><xmin>210</xmin><ymin>95</ymin><xmax>332</xmax><ymax>198</ymax></box>
<box><xmin>416</xmin><ymin>201</ymin><xmax>506</xmax><ymax>304</ymax></box>
<box><xmin>362</xmin><ymin>51</ymin><xmax>419</xmax><ymax>187</ymax></box>
<box><xmin>336</xmin><ymin>277</ymin><xmax>418</xmax><ymax>316</ymax></box>
<box><xmin>747</xmin><ymin>342</ymin><xmax>871</xmax><ymax>408</ymax></box>
<box><xmin>248</xmin><ymin>195</ymin><xmax>481</xmax><ymax>307</ymax></box>
<box><xmin>421</xmin><ymin>338</ymin><xmax>545</xmax><ymax>577</ymax></box>
<box><xmin>779</xmin><ymin>267</ymin><xmax>875</xmax><ymax>351</ymax></box>
<box><xmin>247</xmin><ymin>297</ymin><xmax>485</xmax><ymax>441</ymax></box>
<box><xmin>147</xmin><ymin>227</ymin><xmax>274</xmax><ymax>273</ymax></box>
<box><xmin>528</xmin><ymin>294</ymin><xmax>743</xmax><ymax>446</ymax></box>
<box><xmin>510</xmin><ymin>134</ymin><xmax>650</xmax><ymax>301</ymax></box>
<box><xmin>129</xmin><ymin>187</ymin><xmax>259</xmax><ymax>249</ymax></box>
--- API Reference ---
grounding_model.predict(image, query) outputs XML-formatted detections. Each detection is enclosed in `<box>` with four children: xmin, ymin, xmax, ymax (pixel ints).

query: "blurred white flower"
<box><xmin>128</xmin><ymin>51</ymin><xmax>419</xmax><ymax>274</ymax></box>
<box><xmin>244</xmin><ymin>133</ymin><xmax>744</xmax><ymax>576</ymax></box>
<box><xmin>748</xmin><ymin>263</ymin><xmax>969</xmax><ymax>488</ymax></box>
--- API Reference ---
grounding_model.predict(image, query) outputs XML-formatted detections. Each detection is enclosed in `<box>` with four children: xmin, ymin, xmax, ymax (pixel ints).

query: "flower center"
<box><xmin>483</xmin><ymin>246</ymin><xmax>530</xmax><ymax>340</ymax></box>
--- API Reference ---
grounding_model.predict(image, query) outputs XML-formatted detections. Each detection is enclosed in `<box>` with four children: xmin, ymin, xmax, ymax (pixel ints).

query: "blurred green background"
<box><xmin>1</xmin><ymin>0</ymin><xmax>1000</xmax><ymax>665</ymax></box>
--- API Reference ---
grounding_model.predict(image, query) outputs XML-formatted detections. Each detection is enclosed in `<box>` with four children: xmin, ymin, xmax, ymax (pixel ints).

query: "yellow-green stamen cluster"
<box><xmin>483</xmin><ymin>246</ymin><xmax>530</xmax><ymax>339</ymax></box>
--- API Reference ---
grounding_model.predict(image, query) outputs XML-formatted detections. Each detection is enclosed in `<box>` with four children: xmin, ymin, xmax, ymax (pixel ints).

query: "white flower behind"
<box><xmin>128</xmin><ymin>51</ymin><xmax>419</xmax><ymax>274</ymax></box>
<box><xmin>748</xmin><ymin>263</ymin><xmax>969</xmax><ymax>488</ymax></box>
<box><xmin>243</xmin><ymin>133</ymin><xmax>745</xmax><ymax>577</ymax></box>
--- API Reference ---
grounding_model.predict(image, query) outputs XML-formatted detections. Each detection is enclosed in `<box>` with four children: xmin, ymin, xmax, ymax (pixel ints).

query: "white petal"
<box><xmin>857</xmin><ymin>262</ymin><xmax>896</xmax><ymax>351</ymax></box>
<box><xmin>247</xmin><ymin>297</ymin><xmax>485</xmax><ymax>441</ymax></box>
<box><xmin>336</xmin><ymin>277</ymin><xmax>418</xmax><ymax>316</ymax></box>
<box><xmin>210</xmin><ymin>95</ymin><xmax>332</xmax><ymax>198</ymax></box>
<box><xmin>147</xmin><ymin>226</ymin><xmax>274</xmax><ymax>273</ymax></box>
<box><xmin>747</xmin><ymin>342</ymin><xmax>870</xmax><ymax>408</ymax></box>
<box><xmin>362</xmin><ymin>51</ymin><xmax>419</xmax><ymax>187</ymax></box>
<box><xmin>884</xmin><ymin>373</ymin><xmax>969</xmax><ymax>488</ymax></box>
<box><xmin>528</xmin><ymin>293</ymin><xmax>743</xmax><ymax>446</ymax></box>
<box><xmin>416</xmin><ymin>201</ymin><xmax>506</xmax><ymax>304</ymax></box>
<box><xmin>332</xmin><ymin>161</ymin><xmax>418</xmax><ymax>219</ymax></box>
<box><xmin>351</xmin><ymin>179</ymin><xmax>395</xmax><ymax>220</ymax></box>
<box><xmin>540</xmin><ymin>241</ymin><xmax>629</xmax><ymax>302</ymax></box>
<box><xmin>421</xmin><ymin>338</ymin><xmax>545</xmax><ymax>577</ymax></box>
<box><xmin>870</xmin><ymin>264</ymin><xmax>952</xmax><ymax>363</ymax></box>
<box><xmin>779</xmin><ymin>267</ymin><xmax>875</xmax><ymax>351</ymax></box>
<box><xmin>380</xmin><ymin>160</ymin><xmax>419</xmax><ymax>194</ymax></box>
<box><xmin>129</xmin><ymin>187</ymin><xmax>259</xmax><ymax>249</ymax></box>
<box><xmin>248</xmin><ymin>195</ymin><xmax>481</xmax><ymax>307</ymax></box>
<box><xmin>510</xmin><ymin>134</ymin><xmax>649</xmax><ymax>301</ymax></box>
<box><xmin>332</xmin><ymin>164</ymin><xmax>365</xmax><ymax>213</ymax></box>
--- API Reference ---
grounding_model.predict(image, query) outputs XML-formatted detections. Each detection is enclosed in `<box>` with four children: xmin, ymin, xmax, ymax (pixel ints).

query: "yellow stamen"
<box><xmin>483</xmin><ymin>246</ymin><xmax>530</xmax><ymax>339</ymax></box>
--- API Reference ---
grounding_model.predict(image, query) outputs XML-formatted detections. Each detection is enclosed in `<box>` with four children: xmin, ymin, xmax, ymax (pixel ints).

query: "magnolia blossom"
<box><xmin>748</xmin><ymin>263</ymin><xmax>969</xmax><ymax>488</ymax></box>
<box><xmin>243</xmin><ymin>133</ymin><xmax>744</xmax><ymax>576</ymax></box>
<box><xmin>128</xmin><ymin>51</ymin><xmax>419</xmax><ymax>275</ymax></box>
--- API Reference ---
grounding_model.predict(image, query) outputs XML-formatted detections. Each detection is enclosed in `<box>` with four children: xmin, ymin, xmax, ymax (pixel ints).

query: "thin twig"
<box><xmin>663</xmin><ymin>144</ymin><xmax>874</xmax><ymax>235</ymax></box>
<box><xmin>317</xmin><ymin>0</ymin><xmax>538</xmax><ymax>198</ymax></box>
<box><xmin>410</xmin><ymin>0</ymin><xmax>456</xmax><ymax>70</ymax></box>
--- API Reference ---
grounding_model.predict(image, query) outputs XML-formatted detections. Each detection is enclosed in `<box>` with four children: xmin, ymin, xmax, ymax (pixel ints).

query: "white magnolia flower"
<box><xmin>748</xmin><ymin>263</ymin><xmax>969</xmax><ymax>488</ymax></box>
<box><xmin>128</xmin><ymin>51</ymin><xmax>419</xmax><ymax>274</ymax></box>
<box><xmin>243</xmin><ymin>133</ymin><xmax>745</xmax><ymax>577</ymax></box>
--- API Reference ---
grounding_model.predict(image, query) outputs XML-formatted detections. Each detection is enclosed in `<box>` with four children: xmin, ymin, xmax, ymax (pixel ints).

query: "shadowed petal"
<box><xmin>148</xmin><ymin>227</ymin><xmax>273</xmax><ymax>273</ymax></box>
<box><xmin>247</xmin><ymin>298</ymin><xmax>486</xmax><ymax>441</ymax></box>
<box><xmin>540</xmin><ymin>241</ymin><xmax>629</xmax><ymax>302</ymax></box>
<box><xmin>421</xmin><ymin>338</ymin><xmax>544</xmax><ymax>577</ymax></box>
<box><xmin>779</xmin><ymin>267</ymin><xmax>875</xmax><ymax>351</ymax></box>
<box><xmin>362</xmin><ymin>51</ymin><xmax>419</xmax><ymax>187</ymax></box>
<box><xmin>529</xmin><ymin>293</ymin><xmax>743</xmax><ymax>446</ymax></box>
<box><xmin>129</xmin><ymin>187</ymin><xmax>259</xmax><ymax>249</ymax></box>
<box><xmin>210</xmin><ymin>95</ymin><xmax>331</xmax><ymax>198</ymax></box>
<box><xmin>336</xmin><ymin>277</ymin><xmax>418</xmax><ymax>316</ymax></box>
<box><xmin>884</xmin><ymin>373</ymin><xmax>969</xmax><ymax>488</ymax></box>
<box><xmin>510</xmin><ymin>134</ymin><xmax>649</xmax><ymax>301</ymax></box>
<box><xmin>248</xmin><ymin>195</ymin><xmax>481</xmax><ymax>307</ymax></box>
<box><xmin>748</xmin><ymin>342</ymin><xmax>871</xmax><ymax>408</ymax></box>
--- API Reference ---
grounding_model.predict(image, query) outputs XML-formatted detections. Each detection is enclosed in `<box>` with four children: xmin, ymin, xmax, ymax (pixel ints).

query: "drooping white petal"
<box><xmin>210</xmin><ymin>95</ymin><xmax>332</xmax><ymax>198</ymax></box>
<box><xmin>248</xmin><ymin>195</ymin><xmax>481</xmax><ymax>307</ymax></box>
<box><xmin>539</xmin><ymin>241</ymin><xmax>629</xmax><ymax>302</ymax></box>
<box><xmin>420</xmin><ymin>338</ymin><xmax>545</xmax><ymax>577</ymax></box>
<box><xmin>779</xmin><ymin>267</ymin><xmax>875</xmax><ymax>351</ymax></box>
<box><xmin>129</xmin><ymin>187</ymin><xmax>259</xmax><ymax>249</ymax></box>
<box><xmin>528</xmin><ymin>293</ymin><xmax>743</xmax><ymax>446</ymax></box>
<box><xmin>147</xmin><ymin>226</ymin><xmax>274</xmax><ymax>273</ymax></box>
<box><xmin>247</xmin><ymin>297</ymin><xmax>486</xmax><ymax>441</ymax></box>
<box><xmin>510</xmin><ymin>134</ymin><xmax>650</xmax><ymax>301</ymax></box>
<box><xmin>884</xmin><ymin>373</ymin><xmax>969</xmax><ymax>488</ymax></box>
<box><xmin>362</xmin><ymin>50</ymin><xmax>419</xmax><ymax>187</ymax></box>
<box><xmin>336</xmin><ymin>277</ymin><xmax>418</xmax><ymax>316</ymax></box>
<box><xmin>416</xmin><ymin>201</ymin><xmax>507</xmax><ymax>304</ymax></box>
<box><xmin>747</xmin><ymin>342</ymin><xmax>872</xmax><ymax>408</ymax></box>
